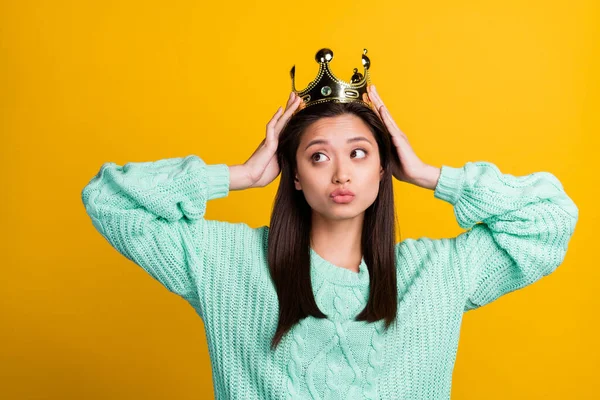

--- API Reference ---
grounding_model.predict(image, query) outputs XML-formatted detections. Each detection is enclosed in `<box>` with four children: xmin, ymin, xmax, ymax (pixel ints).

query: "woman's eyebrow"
<box><xmin>304</xmin><ymin>136</ymin><xmax>372</xmax><ymax>151</ymax></box>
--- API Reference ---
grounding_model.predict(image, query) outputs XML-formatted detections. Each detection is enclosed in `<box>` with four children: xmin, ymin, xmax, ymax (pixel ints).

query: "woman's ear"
<box><xmin>294</xmin><ymin>174</ymin><xmax>302</xmax><ymax>190</ymax></box>
<box><xmin>380</xmin><ymin>166</ymin><xmax>384</xmax><ymax>180</ymax></box>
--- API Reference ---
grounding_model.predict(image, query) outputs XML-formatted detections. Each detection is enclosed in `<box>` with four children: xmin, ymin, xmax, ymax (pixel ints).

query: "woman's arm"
<box><xmin>81</xmin><ymin>155</ymin><xmax>259</xmax><ymax>313</ymax></box>
<box><xmin>81</xmin><ymin>94</ymin><xmax>300</xmax><ymax>316</ymax></box>
<box><xmin>430</xmin><ymin>161</ymin><xmax>579</xmax><ymax>312</ymax></box>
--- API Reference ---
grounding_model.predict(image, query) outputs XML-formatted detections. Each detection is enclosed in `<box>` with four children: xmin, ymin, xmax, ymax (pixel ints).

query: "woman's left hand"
<box><xmin>366</xmin><ymin>84</ymin><xmax>428</xmax><ymax>184</ymax></box>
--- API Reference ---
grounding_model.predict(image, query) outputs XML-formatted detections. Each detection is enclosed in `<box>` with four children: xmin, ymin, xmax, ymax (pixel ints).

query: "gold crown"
<box><xmin>290</xmin><ymin>48</ymin><xmax>372</xmax><ymax>114</ymax></box>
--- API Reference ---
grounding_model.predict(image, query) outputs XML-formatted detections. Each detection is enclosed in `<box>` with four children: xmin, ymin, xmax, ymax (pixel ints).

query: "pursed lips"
<box><xmin>330</xmin><ymin>189</ymin><xmax>355</xmax><ymax>197</ymax></box>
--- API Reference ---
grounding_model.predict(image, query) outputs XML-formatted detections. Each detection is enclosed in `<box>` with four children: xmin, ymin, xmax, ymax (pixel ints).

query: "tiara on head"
<box><xmin>290</xmin><ymin>48</ymin><xmax>373</xmax><ymax>114</ymax></box>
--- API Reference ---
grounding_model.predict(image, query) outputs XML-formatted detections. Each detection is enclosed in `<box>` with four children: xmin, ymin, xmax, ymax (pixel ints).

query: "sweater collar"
<box><xmin>309</xmin><ymin>247</ymin><xmax>370</xmax><ymax>287</ymax></box>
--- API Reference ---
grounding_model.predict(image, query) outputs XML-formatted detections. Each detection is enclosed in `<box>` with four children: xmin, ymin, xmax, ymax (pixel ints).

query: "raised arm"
<box><xmin>433</xmin><ymin>161</ymin><xmax>579</xmax><ymax>312</ymax></box>
<box><xmin>81</xmin><ymin>92</ymin><xmax>303</xmax><ymax>315</ymax></box>
<box><xmin>81</xmin><ymin>155</ymin><xmax>250</xmax><ymax>311</ymax></box>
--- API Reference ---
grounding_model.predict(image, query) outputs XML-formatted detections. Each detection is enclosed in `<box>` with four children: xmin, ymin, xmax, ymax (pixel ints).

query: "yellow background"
<box><xmin>1</xmin><ymin>0</ymin><xmax>597</xmax><ymax>398</ymax></box>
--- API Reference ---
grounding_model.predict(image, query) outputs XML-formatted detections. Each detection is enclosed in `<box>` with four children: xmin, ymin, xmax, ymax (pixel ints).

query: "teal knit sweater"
<box><xmin>81</xmin><ymin>155</ymin><xmax>578</xmax><ymax>399</ymax></box>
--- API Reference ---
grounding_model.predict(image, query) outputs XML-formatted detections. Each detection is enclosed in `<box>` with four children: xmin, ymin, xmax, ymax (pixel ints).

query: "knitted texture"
<box><xmin>81</xmin><ymin>155</ymin><xmax>578</xmax><ymax>399</ymax></box>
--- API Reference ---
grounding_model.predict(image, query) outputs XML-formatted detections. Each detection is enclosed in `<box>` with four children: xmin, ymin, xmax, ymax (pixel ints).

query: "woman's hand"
<box><xmin>367</xmin><ymin>84</ymin><xmax>428</xmax><ymax>184</ymax></box>
<box><xmin>241</xmin><ymin>92</ymin><xmax>302</xmax><ymax>188</ymax></box>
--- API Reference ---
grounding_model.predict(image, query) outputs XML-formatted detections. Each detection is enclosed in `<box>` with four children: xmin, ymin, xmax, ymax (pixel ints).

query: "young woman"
<box><xmin>81</xmin><ymin>85</ymin><xmax>578</xmax><ymax>399</ymax></box>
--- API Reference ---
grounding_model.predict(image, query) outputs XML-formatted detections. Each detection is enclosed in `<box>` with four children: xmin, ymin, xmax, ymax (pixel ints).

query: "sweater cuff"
<box><xmin>205</xmin><ymin>163</ymin><xmax>230</xmax><ymax>200</ymax></box>
<box><xmin>433</xmin><ymin>165</ymin><xmax>465</xmax><ymax>206</ymax></box>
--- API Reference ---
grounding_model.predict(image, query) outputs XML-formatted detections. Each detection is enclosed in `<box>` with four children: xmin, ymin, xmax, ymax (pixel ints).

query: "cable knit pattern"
<box><xmin>81</xmin><ymin>155</ymin><xmax>578</xmax><ymax>399</ymax></box>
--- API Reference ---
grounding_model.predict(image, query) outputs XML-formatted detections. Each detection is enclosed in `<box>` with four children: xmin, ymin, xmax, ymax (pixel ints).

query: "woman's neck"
<box><xmin>310</xmin><ymin>212</ymin><xmax>364</xmax><ymax>272</ymax></box>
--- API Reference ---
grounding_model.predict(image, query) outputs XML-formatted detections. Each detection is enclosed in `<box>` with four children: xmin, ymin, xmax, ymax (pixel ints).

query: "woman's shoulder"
<box><xmin>395</xmin><ymin>235</ymin><xmax>453</xmax><ymax>264</ymax></box>
<box><xmin>194</xmin><ymin>219</ymin><xmax>269</xmax><ymax>240</ymax></box>
<box><xmin>187</xmin><ymin>219</ymin><xmax>270</xmax><ymax>266</ymax></box>
<box><xmin>394</xmin><ymin>235</ymin><xmax>463</xmax><ymax>299</ymax></box>
<box><xmin>395</xmin><ymin>235</ymin><xmax>460</xmax><ymax>286</ymax></box>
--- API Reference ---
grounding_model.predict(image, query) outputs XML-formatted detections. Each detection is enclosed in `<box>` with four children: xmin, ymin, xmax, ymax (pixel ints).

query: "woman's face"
<box><xmin>294</xmin><ymin>113</ymin><xmax>384</xmax><ymax>221</ymax></box>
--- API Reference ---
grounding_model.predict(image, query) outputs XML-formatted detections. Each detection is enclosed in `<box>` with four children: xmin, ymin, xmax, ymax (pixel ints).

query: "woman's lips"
<box><xmin>330</xmin><ymin>189</ymin><xmax>355</xmax><ymax>197</ymax></box>
<box><xmin>331</xmin><ymin>194</ymin><xmax>355</xmax><ymax>204</ymax></box>
<box><xmin>330</xmin><ymin>189</ymin><xmax>355</xmax><ymax>204</ymax></box>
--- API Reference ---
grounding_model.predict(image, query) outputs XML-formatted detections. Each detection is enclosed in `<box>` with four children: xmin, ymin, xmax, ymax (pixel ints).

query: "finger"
<box><xmin>284</xmin><ymin>92</ymin><xmax>297</xmax><ymax>112</ymax></box>
<box><xmin>380</xmin><ymin>105</ymin><xmax>404</xmax><ymax>136</ymax></box>
<box><xmin>364</xmin><ymin>92</ymin><xmax>381</xmax><ymax>119</ymax></box>
<box><xmin>371</xmin><ymin>86</ymin><xmax>403</xmax><ymax>135</ymax></box>
<box><xmin>270</xmin><ymin>106</ymin><xmax>283</xmax><ymax>122</ymax></box>
<box><xmin>274</xmin><ymin>95</ymin><xmax>302</xmax><ymax>133</ymax></box>
<box><xmin>379</xmin><ymin>105</ymin><xmax>394</xmax><ymax>129</ymax></box>
<box><xmin>379</xmin><ymin>105</ymin><xmax>403</xmax><ymax>146</ymax></box>
<box><xmin>266</xmin><ymin>107</ymin><xmax>284</xmax><ymax>142</ymax></box>
<box><xmin>368</xmin><ymin>87</ymin><xmax>385</xmax><ymax>122</ymax></box>
<box><xmin>275</xmin><ymin>97</ymin><xmax>301</xmax><ymax>134</ymax></box>
<box><xmin>369</xmin><ymin>85</ymin><xmax>384</xmax><ymax>111</ymax></box>
<box><xmin>378</xmin><ymin>104</ymin><xmax>396</xmax><ymax>134</ymax></box>
<box><xmin>377</xmin><ymin>102</ymin><xmax>399</xmax><ymax>132</ymax></box>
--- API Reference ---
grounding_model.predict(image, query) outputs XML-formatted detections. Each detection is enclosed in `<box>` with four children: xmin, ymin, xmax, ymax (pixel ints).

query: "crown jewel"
<box><xmin>290</xmin><ymin>48</ymin><xmax>372</xmax><ymax>114</ymax></box>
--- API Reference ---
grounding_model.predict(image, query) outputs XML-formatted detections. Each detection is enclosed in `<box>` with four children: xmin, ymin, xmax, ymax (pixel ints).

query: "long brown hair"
<box><xmin>268</xmin><ymin>101</ymin><xmax>401</xmax><ymax>350</ymax></box>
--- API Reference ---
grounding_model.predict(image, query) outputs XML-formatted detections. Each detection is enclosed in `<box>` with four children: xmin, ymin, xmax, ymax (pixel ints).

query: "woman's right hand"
<box><xmin>234</xmin><ymin>92</ymin><xmax>302</xmax><ymax>189</ymax></box>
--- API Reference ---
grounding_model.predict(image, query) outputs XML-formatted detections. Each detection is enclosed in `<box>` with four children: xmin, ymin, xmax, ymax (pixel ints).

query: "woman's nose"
<box><xmin>333</xmin><ymin>161</ymin><xmax>351</xmax><ymax>183</ymax></box>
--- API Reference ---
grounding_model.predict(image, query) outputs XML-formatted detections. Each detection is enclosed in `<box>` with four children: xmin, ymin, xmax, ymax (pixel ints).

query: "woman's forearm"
<box><xmin>409</xmin><ymin>164</ymin><xmax>442</xmax><ymax>190</ymax></box>
<box><xmin>228</xmin><ymin>164</ymin><xmax>252</xmax><ymax>191</ymax></box>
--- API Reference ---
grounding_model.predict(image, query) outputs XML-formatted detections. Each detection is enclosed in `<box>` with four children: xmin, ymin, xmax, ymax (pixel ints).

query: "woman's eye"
<box><xmin>311</xmin><ymin>152</ymin><xmax>329</xmax><ymax>163</ymax></box>
<box><xmin>352</xmin><ymin>149</ymin><xmax>367</xmax><ymax>159</ymax></box>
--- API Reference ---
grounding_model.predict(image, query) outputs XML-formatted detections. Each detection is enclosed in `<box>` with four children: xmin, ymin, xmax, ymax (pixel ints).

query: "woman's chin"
<box><xmin>324</xmin><ymin>207</ymin><xmax>365</xmax><ymax>221</ymax></box>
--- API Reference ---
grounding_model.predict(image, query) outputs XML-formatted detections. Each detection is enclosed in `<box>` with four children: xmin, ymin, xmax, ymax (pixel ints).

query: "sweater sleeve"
<box><xmin>81</xmin><ymin>154</ymin><xmax>242</xmax><ymax>310</ymax></box>
<box><xmin>433</xmin><ymin>161</ymin><xmax>579</xmax><ymax>312</ymax></box>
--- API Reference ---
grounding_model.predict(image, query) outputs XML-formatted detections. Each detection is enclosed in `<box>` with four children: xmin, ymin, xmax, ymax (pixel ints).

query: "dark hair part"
<box><xmin>267</xmin><ymin>101</ymin><xmax>401</xmax><ymax>350</ymax></box>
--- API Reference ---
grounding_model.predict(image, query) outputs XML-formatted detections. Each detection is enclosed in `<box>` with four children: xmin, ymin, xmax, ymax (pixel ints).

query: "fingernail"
<box><xmin>290</xmin><ymin>92</ymin><xmax>294</xmax><ymax>100</ymax></box>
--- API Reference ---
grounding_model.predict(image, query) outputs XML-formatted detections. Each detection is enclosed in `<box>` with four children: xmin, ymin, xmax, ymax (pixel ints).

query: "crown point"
<box><xmin>362</xmin><ymin>53</ymin><xmax>371</xmax><ymax>69</ymax></box>
<box><xmin>315</xmin><ymin>48</ymin><xmax>334</xmax><ymax>63</ymax></box>
<box><xmin>351</xmin><ymin>68</ymin><xmax>364</xmax><ymax>83</ymax></box>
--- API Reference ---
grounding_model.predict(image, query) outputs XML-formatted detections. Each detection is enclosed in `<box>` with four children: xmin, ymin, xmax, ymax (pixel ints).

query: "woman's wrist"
<box><xmin>228</xmin><ymin>164</ymin><xmax>253</xmax><ymax>191</ymax></box>
<box><xmin>408</xmin><ymin>164</ymin><xmax>442</xmax><ymax>190</ymax></box>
